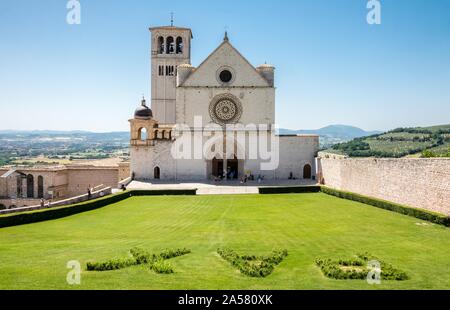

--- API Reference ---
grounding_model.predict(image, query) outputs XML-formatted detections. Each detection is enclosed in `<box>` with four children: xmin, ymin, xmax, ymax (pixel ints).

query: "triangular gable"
<box><xmin>181</xmin><ymin>40</ymin><xmax>270</xmax><ymax>87</ymax></box>
<box><xmin>1</xmin><ymin>169</ymin><xmax>21</xmax><ymax>178</ymax></box>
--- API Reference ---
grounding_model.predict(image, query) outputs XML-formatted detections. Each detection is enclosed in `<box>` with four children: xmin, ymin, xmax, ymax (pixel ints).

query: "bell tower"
<box><xmin>149</xmin><ymin>24</ymin><xmax>193</xmax><ymax>124</ymax></box>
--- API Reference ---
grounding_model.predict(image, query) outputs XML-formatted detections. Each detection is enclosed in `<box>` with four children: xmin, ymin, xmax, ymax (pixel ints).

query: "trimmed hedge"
<box><xmin>217</xmin><ymin>248</ymin><xmax>288</xmax><ymax>278</ymax></box>
<box><xmin>0</xmin><ymin>190</ymin><xmax>197</xmax><ymax>228</ymax></box>
<box><xmin>86</xmin><ymin>257</ymin><xmax>136</xmax><ymax>272</ymax></box>
<box><xmin>86</xmin><ymin>247</ymin><xmax>191</xmax><ymax>274</ymax></box>
<box><xmin>316</xmin><ymin>252</ymin><xmax>408</xmax><ymax>281</ymax></box>
<box><xmin>320</xmin><ymin>186</ymin><xmax>450</xmax><ymax>227</ymax></box>
<box><xmin>259</xmin><ymin>186</ymin><xmax>321</xmax><ymax>194</ymax></box>
<box><xmin>129</xmin><ymin>190</ymin><xmax>197</xmax><ymax>196</ymax></box>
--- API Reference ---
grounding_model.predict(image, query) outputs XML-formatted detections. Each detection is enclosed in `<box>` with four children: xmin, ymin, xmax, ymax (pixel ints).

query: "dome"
<box><xmin>134</xmin><ymin>97</ymin><xmax>153</xmax><ymax>119</ymax></box>
<box><xmin>257</xmin><ymin>63</ymin><xmax>275</xmax><ymax>69</ymax></box>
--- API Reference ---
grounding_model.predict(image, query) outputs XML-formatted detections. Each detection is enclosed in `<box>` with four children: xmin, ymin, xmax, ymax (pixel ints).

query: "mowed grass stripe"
<box><xmin>0</xmin><ymin>193</ymin><xmax>449</xmax><ymax>290</ymax></box>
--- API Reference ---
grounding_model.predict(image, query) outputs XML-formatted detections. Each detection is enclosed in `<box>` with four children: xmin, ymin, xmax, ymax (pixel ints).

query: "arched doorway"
<box><xmin>38</xmin><ymin>176</ymin><xmax>44</xmax><ymax>198</ymax></box>
<box><xmin>16</xmin><ymin>175</ymin><xmax>23</xmax><ymax>197</ymax></box>
<box><xmin>303</xmin><ymin>164</ymin><xmax>312</xmax><ymax>179</ymax></box>
<box><xmin>154</xmin><ymin>166</ymin><xmax>160</xmax><ymax>180</ymax></box>
<box><xmin>26</xmin><ymin>174</ymin><xmax>34</xmax><ymax>198</ymax></box>
<box><xmin>211</xmin><ymin>157</ymin><xmax>239</xmax><ymax>179</ymax></box>
<box><xmin>227</xmin><ymin>157</ymin><xmax>239</xmax><ymax>180</ymax></box>
<box><xmin>212</xmin><ymin>157</ymin><xmax>224</xmax><ymax>179</ymax></box>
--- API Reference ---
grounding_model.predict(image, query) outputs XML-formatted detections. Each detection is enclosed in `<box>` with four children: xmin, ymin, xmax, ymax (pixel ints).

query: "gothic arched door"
<box><xmin>154</xmin><ymin>167</ymin><xmax>161</xmax><ymax>180</ymax></box>
<box><xmin>303</xmin><ymin>164</ymin><xmax>312</xmax><ymax>179</ymax></box>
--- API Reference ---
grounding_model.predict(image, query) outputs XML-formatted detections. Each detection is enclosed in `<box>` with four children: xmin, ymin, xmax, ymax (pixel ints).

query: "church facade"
<box><xmin>129</xmin><ymin>25</ymin><xmax>319</xmax><ymax>181</ymax></box>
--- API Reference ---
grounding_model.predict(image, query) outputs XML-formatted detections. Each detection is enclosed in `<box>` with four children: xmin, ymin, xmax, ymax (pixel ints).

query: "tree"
<box><xmin>421</xmin><ymin>150</ymin><xmax>437</xmax><ymax>158</ymax></box>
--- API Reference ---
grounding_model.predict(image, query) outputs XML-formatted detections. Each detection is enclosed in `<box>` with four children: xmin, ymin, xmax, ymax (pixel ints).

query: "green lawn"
<box><xmin>0</xmin><ymin>193</ymin><xmax>449</xmax><ymax>290</ymax></box>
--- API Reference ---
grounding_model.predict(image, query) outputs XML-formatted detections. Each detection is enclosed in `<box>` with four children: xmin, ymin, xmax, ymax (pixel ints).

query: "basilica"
<box><xmin>129</xmin><ymin>25</ymin><xmax>319</xmax><ymax>181</ymax></box>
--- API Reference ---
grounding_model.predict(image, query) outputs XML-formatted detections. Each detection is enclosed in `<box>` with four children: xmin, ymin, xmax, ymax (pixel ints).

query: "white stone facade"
<box><xmin>129</xmin><ymin>26</ymin><xmax>319</xmax><ymax>181</ymax></box>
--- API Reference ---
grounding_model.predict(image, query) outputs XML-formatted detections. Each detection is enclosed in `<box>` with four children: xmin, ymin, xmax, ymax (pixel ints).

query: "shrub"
<box><xmin>87</xmin><ymin>247</ymin><xmax>191</xmax><ymax>273</ymax></box>
<box><xmin>421</xmin><ymin>150</ymin><xmax>437</xmax><ymax>158</ymax></box>
<box><xmin>158</xmin><ymin>248</ymin><xmax>191</xmax><ymax>260</ymax></box>
<box><xmin>130</xmin><ymin>247</ymin><xmax>191</xmax><ymax>264</ymax></box>
<box><xmin>86</xmin><ymin>257</ymin><xmax>136</xmax><ymax>271</ymax></box>
<box><xmin>217</xmin><ymin>248</ymin><xmax>288</xmax><ymax>278</ymax></box>
<box><xmin>316</xmin><ymin>253</ymin><xmax>408</xmax><ymax>281</ymax></box>
<box><xmin>150</xmin><ymin>259</ymin><xmax>174</xmax><ymax>274</ymax></box>
<box><xmin>0</xmin><ymin>192</ymin><xmax>131</xmax><ymax>229</ymax></box>
<box><xmin>130</xmin><ymin>190</ymin><xmax>197</xmax><ymax>196</ymax></box>
<box><xmin>130</xmin><ymin>247</ymin><xmax>156</xmax><ymax>264</ymax></box>
<box><xmin>259</xmin><ymin>186</ymin><xmax>321</xmax><ymax>194</ymax></box>
<box><xmin>320</xmin><ymin>187</ymin><xmax>450</xmax><ymax>227</ymax></box>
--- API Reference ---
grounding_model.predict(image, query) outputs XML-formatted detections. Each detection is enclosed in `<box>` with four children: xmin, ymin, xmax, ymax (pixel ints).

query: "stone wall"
<box><xmin>0</xmin><ymin>187</ymin><xmax>112</xmax><ymax>215</ymax></box>
<box><xmin>276</xmin><ymin>135</ymin><xmax>319</xmax><ymax>180</ymax></box>
<box><xmin>118</xmin><ymin>162</ymin><xmax>130</xmax><ymax>181</ymax></box>
<box><xmin>0</xmin><ymin>198</ymin><xmax>41</xmax><ymax>209</ymax></box>
<box><xmin>66</xmin><ymin>167</ymin><xmax>119</xmax><ymax>197</ymax></box>
<box><xmin>0</xmin><ymin>164</ymin><xmax>126</xmax><ymax>207</ymax></box>
<box><xmin>318</xmin><ymin>156</ymin><xmax>450</xmax><ymax>215</ymax></box>
<box><xmin>130</xmin><ymin>141</ymin><xmax>176</xmax><ymax>180</ymax></box>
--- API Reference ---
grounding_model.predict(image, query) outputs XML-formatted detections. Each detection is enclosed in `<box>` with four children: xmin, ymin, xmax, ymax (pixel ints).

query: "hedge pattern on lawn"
<box><xmin>86</xmin><ymin>247</ymin><xmax>191</xmax><ymax>274</ymax></box>
<box><xmin>217</xmin><ymin>248</ymin><xmax>288</xmax><ymax>277</ymax></box>
<box><xmin>0</xmin><ymin>189</ymin><xmax>197</xmax><ymax>228</ymax></box>
<box><xmin>315</xmin><ymin>253</ymin><xmax>408</xmax><ymax>281</ymax></box>
<box><xmin>320</xmin><ymin>186</ymin><xmax>450</xmax><ymax>227</ymax></box>
<box><xmin>259</xmin><ymin>186</ymin><xmax>321</xmax><ymax>194</ymax></box>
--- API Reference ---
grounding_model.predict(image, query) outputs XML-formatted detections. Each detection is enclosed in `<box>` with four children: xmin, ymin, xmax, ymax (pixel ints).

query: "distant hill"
<box><xmin>0</xmin><ymin>130</ymin><xmax>129</xmax><ymax>137</ymax></box>
<box><xmin>279</xmin><ymin>125</ymin><xmax>382</xmax><ymax>148</ymax></box>
<box><xmin>0</xmin><ymin>125</ymin><xmax>381</xmax><ymax>150</ymax></box>
<box><xmin>326</xmin><ymin>124</ymin><xmax>450</xmax><ymax>158</ymax></box>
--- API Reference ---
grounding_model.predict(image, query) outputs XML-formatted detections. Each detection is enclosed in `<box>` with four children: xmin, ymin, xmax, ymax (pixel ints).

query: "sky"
<box><xmin>0</xmin><ymin>0</ymin><xmax>449</xmax><ymax>132</ymax></box>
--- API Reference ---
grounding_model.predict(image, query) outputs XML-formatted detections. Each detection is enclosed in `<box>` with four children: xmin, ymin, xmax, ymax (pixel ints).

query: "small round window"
<box><xmin>219</xmin><ymin>70</ymin><xmax>233</xmax><ymax>83</ymax></box>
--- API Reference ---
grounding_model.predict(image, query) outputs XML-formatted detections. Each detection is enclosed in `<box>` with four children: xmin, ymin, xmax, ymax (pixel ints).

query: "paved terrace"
<box><xmin>126</xmin><ymin>179</ymin><xmax>318</xmax><ymax>195</ymax></box>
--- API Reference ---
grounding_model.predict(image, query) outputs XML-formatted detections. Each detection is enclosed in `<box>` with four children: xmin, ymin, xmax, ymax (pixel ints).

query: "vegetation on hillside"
<box><xmin>0</xmin><ymin>131</ymin><xmax>129</xmax><ymax>167</ymax></box>
<box><xmin>329</xmin><ymin>125</ymin><xmax>450</xmax><ymax>158</ymax></box>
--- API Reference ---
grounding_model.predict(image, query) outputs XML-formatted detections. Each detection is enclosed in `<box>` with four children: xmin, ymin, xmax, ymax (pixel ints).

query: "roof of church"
<box><xmin>179</xmin><ymin>63</ymin><xmax>194</xmax><ymax>68</ymax></box>
<box><xmin>179</xmin><ymin>36</ymin><xmax>271</xmax><ymax>87</ymax></box>
<box><xmin>149</xmin><ymin>26</ymin><xmax>193</xmax><ymax>38</ymax></box>
<box><xmin>134</xmin><ymin>97</ymin><xmax>153</xmax><ymax>119</ymax></box>
<box><xmin>257</xmin><ymin>63</ymin><xmax>275</xmax><ymax>69</ymax></box>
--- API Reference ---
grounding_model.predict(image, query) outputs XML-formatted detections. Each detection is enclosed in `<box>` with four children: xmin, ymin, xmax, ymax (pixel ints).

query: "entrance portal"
<box><xmin>212</xmin><ymin>158</ymin><xmax>224</xmax><ymax>178</ymax></box>
<box><xmin>303</xmin><ymin>164</ymin><xmax>312</xmax><ymax>179</ymax></box>
<box><xmin>212</xmin><ymin>157</ymin><xmax>239</xmax><ymax>179</ymax></box>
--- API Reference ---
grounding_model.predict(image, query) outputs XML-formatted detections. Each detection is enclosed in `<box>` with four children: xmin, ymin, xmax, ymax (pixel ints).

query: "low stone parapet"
<box><xmin>0</xmin><ymin>187</ymin><xmax>112</xmax><ymax>215</ymax></box>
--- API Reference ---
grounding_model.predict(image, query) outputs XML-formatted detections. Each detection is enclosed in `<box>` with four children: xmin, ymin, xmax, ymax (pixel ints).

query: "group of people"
<box><xmin>240</xmin><ymin>174</ymin><xmax>264</xmax><ymax>184</ymax></box>
<box><xmin>212</xmin><ymin>172</ymin><xmax>264</xmax><ymax>184</ymax></box>
<box><xmin>212</xmin><ymin>167</ymin><xmax>237</xmax><ymax>181</ymax></box>
<box><xmin>40</xmin><ymin>198</ymin><xmax>51</xmax><ymax>208</ymax></box>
